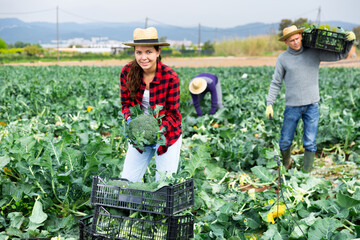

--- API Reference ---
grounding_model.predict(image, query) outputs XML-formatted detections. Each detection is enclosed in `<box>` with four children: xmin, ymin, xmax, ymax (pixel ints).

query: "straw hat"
<box><xmin>123</xmin><ymin>27</ymin><xmax>170</xmax><ymax>46</ymax></box>
<box><xmin>189</xmin><ymin>77</ymin><xmax>207</xmax><ymax>94</ymax></box>
<box><xmin>279</xmin><ymin>25</ymin><xmax>305</xmax><ymax>41</ymax></box>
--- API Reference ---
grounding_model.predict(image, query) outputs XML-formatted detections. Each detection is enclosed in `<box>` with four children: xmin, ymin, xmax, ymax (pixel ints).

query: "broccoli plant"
<box><xmin>124</xmin><ymin>104</ymin><xmax>166</xmax><ymax>151</ymax></box>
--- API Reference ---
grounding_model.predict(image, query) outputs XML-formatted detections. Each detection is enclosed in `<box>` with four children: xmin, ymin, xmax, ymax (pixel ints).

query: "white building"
<box><xmin>41</xmin><ymin>37</ymin><xmax>195</xmax><ymax>53</ymax></box>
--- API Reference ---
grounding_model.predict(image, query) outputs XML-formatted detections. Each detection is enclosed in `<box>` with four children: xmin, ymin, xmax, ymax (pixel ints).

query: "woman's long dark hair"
<box><xmin>127</xmin><ymin>46</ymin><xmax>161</xmax><ymax>99</ymax></box>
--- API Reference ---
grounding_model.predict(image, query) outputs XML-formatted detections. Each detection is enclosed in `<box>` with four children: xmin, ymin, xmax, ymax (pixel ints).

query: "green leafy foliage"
<box><xmin>0</xmin><ymin>65</ymin><xmax>359</xmax><ymax>239</ymax></box>
<box><xmin>107</xmin><ymin>174</ymin><xmax>186</xmax><ymax>192</ymax></box>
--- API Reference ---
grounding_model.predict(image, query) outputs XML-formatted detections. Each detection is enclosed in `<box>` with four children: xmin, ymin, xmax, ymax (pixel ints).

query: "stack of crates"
<box><xmin>79</xmin><ymin>176</ymin><xmax>195</xmax><ymax>239</ymax></box>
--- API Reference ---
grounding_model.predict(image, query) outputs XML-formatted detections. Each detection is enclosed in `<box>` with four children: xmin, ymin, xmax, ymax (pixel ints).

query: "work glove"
<box><xmin>346</xmin><ymin>31</ymin><xmax>356</xmax><ymax>41</ymax></box>
<box><xmin>144</xmin><ymin>144</ymin><xmax>157</xmax><ymax>149</ymax></box>
<box><xmin>266</xmin><ymin>105</ymin><xmax>273</xmax><ymax>120</ymax></box>
<box><xmin>125</xmin><ymin>117</ymin><xmax>132</xmax><ymax>138</ymax></box>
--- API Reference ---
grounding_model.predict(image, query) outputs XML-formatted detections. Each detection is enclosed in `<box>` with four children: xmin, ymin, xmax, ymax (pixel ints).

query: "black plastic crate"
<box><xmin>90</xmin><ymin>176</ymin><xmax>194</xmax><ymax>215</ymax></box>
<box><xmin>21</xmin><ymin>239</ymin><xmax>51</xmax><ymax>240</ymax></box>
<box><xmin>79</xmin><ymin>215</ymin><xmax>109</xmax><ymax>240</ymax></box>
<box><xmin>79</xmin><ymin>206</ymin><xmax>194</xmax><ymax>240</ymax></box>
<box><xmin>302</xmin><ymin>28</ymin><xmax>350</xmax><ymax>53</ymax></box>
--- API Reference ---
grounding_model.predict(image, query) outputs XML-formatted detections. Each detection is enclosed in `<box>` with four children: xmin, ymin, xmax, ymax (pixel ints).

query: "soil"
<box><xmin>6</xmin><ymin>56</ymin><xmax>360</xmax><ymax>68</ymax></box>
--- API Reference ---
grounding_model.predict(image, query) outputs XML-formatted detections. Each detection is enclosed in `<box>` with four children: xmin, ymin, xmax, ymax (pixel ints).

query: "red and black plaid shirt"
<box><xmin>120</xmin><ymin>61</ymin><xmax>182</xmax><ymax>155</ymax></box>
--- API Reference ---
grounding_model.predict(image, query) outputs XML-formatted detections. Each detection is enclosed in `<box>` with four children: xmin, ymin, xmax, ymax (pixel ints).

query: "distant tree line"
<box><xmin>0</xmin><ymin>39</ymin><xmax>43</xmax><ymax>56</ymax></box>
<box><xmin>0</xmin><ymin>37</ymin><xmax>6</xmax><ymax>49</ymax></box>
<box><xmin>279</xmin><ymin>18</ymin><xmax>309</xmax><ymax>32</ymax></box>
<box><xmin>354</xmin><ymin>26</ymin><xmax>360</xmax><ymax>44</ymax></box>
<box><xmin>0</xmin><ymin>40</ymin><xmax>41</xmax><ymax>49</ymax></box>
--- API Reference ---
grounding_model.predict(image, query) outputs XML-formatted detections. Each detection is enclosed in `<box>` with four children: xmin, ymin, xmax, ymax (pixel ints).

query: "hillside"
<box><xmin>0</xmin><ymin>18</ymin><xmax>358</xmax><ymax>44</ymax></box>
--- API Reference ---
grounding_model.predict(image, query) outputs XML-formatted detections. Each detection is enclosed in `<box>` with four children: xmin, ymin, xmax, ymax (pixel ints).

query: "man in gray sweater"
<box><xmin>266</xmin><ymin>25</ymin><xmax>355</xmax><ymax>172</ymax></box>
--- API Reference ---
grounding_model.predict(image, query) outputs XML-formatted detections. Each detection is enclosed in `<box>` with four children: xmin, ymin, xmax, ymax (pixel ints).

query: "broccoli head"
<box><xmin>128</xmin><ymin>114</ymin><xmax>159</xmax><ymax>145</ymax></box>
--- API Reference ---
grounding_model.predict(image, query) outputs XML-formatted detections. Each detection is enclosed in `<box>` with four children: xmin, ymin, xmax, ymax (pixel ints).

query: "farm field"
<box><xmin>5</xmin><ymin>55</ymin><xmax>360</xmax><ymax>68</ymax></box>
<box><xmin>0</xmin><ymin>65</ymin><xmax>360</xmax><ymax>239</ymax></box>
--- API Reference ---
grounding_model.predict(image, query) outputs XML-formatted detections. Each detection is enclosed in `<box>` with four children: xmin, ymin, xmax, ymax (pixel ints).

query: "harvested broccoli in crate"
<box><xmin>79</xmin><ymin>206</ymin><xmax>194</xmax><ymax>240</ymax></box>
<box><xmin>302</xmin><ymin>24</ymin><xmax>351</xmax><ymax>53</ymax></box>
<box><xmin>90</xmin><ymin>176</ymin><xmax>195</xmax><ymax>216</ymax></box>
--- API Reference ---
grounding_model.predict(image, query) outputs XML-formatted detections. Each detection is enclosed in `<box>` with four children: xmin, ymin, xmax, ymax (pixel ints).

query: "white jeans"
<box><xmin>121</xmin><ymin>135</ymin><xmax>182</xmax><ymax>182</ymax></box>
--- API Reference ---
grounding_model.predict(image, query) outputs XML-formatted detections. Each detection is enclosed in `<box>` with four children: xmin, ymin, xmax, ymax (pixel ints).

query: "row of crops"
<box><xmin>1</xmin><ymin>65</ymin><xmax>360</xmax><ymax>239</ymax></box>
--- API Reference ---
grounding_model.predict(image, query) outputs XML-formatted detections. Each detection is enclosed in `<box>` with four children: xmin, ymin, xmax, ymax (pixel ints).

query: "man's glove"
<box><xmin>266</xmin><ymin>105</ymin><xmax>273</xmax><ymax>120</ymax></box>
<box><xmin>346</xmin><ymin>31</ymin><xmax>356</xmax><ymax>41</ymax></box>
<box><xmin>126</xmin><ymin>117</ymin><xmax>132</xmax><ymax>125</ymax></box>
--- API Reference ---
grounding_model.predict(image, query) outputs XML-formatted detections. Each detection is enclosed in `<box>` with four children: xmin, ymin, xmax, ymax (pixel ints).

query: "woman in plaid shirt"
<box><xmin>120</xmin><ymin>27</ymin><xmax>182</xmax><ymax>182</ymax></box>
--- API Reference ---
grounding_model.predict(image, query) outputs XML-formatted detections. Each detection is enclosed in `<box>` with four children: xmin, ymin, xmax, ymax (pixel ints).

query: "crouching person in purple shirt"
<box><xmin>189</xmin><ymin>73</ymin><xmax>224</xmax><ymax>116</ymax></box>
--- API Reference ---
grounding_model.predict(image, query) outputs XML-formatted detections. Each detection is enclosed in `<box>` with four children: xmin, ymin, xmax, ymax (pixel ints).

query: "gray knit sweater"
<box><xmin>266</xmin><ymin>43</ymin><xmax>353</xmax><ymax>106</ymax></box>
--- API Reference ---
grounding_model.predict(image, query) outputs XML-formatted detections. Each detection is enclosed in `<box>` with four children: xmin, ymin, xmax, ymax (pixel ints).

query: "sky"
<box><xmin>0</xmin><ymin>0</ymin><xmax>359</xmax><ymax>28</ymax></box>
